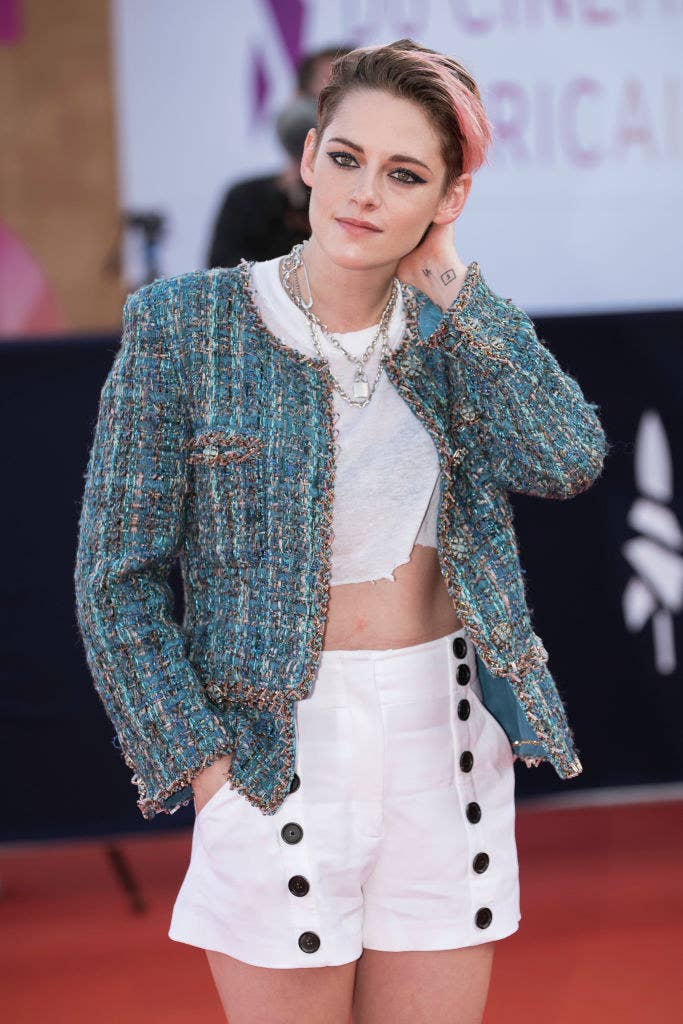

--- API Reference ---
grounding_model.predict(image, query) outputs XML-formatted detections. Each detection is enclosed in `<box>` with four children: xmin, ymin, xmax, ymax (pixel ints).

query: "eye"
<box><xmin>327</xmin><ymin>151</ymin><xmax>358</xmax><ymax>168</ymax></box>
<box><xmin>390</xmin><ymin>168</ymin><xmax>425</xmax><ymax>185</ymax></box>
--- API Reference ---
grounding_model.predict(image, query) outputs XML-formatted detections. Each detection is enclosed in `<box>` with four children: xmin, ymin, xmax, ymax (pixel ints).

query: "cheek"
<box><xmin>402</xmin><ymin>188</ymin><xmax>437</xmax><ymax>218</ymax></box>
<box><xmin>308</xmin><ymin>172</ymin><xmax>334</xmax><ymax>217</ymax></box>
<box><xmin>386</xmin><ymin>197</ymin><xmax>434</xmax><ymax>239</ymax></box>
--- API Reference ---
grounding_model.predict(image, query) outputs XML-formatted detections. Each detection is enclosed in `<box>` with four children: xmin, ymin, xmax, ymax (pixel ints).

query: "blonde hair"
<box><xmin>316</xmin><ymin>38</ymin><xmax>494</xmax><ymax>195</ymax></box>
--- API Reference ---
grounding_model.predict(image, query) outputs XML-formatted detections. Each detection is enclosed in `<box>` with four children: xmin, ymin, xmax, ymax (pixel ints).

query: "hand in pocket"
<box><xmin>191</xmin><ymin>753</ymin><xmax>234</xmax><ymax>816</ymax></box>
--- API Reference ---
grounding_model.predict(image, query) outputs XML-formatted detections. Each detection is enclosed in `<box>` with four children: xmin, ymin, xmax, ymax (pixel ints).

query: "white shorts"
<box><xmin>168</xmin><ymin>625</ymin><xmax>521</xmax><ymax>968</ymax></box>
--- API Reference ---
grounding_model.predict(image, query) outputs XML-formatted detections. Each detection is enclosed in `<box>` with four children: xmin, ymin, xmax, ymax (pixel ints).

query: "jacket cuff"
<box><xmin>507</xmin><ymin>660</ymin><xmax>583</xmax><ymax>780</ymax></box>
<box><xmin>125</xmin><ymin>699</ymin><xmax>237</xmax><ymax>820</ymax></box>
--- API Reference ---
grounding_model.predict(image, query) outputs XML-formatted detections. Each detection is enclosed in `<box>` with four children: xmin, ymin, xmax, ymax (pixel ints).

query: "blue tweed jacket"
<box><xmin>74</xmin><ymin>259</ymin><xmax>608</xmax><ymax>820</ymax></box>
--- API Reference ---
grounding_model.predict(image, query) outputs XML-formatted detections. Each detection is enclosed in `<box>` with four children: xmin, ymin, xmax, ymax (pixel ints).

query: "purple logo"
<box><xmin>251</xmin><ymin>0</ymin><xmax>305</xmax><ymax>120</ymax></box>
<box><xmin>0</xmin><ymin>0</ymin><xmax>22</xmax><ymax>44</ymax></box>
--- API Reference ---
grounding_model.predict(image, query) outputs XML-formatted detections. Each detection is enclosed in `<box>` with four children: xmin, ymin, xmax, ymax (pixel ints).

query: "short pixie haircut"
<box><xmin>315</xmin><ymin>38</ymin><xmax>494</xmax><ymax>196</ymax></box>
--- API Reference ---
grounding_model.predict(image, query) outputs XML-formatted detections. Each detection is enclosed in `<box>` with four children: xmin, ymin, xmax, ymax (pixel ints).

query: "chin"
<box><xmin>321</xmin><ymin>233</ymin><xmax>398</xmax><ymax>272</ymax></box>
<box><xmin>330</xmin><ymin>249</ymin><xmax>378</xmax><ymax>270</ymax></box>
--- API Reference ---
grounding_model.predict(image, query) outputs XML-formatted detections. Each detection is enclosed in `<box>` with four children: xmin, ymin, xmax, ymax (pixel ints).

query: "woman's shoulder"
<box><xmin>120</xmin><ymin>264</ymin><xmax>260</xmax><ymax>371</ymax></box>
<box><xmin>122</xmin><ymin>264</ymin><xmax>247</xmax><ymax>323</ymax></box>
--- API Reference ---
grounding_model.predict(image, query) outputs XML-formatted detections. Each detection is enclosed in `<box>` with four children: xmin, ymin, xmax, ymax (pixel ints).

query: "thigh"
<box><xmin>206</xmin><ymin>949</ymin><xmax>358</xmax><ymax>1024</ymax></box>
<box><xmin>352</xmin><ymin>943</ymin><xmax>495</xmax><ymax>1024</ymax></box>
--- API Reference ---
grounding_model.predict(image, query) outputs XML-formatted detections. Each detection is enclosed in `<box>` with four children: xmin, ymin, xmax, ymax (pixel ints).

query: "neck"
<box><xmin>292</xmin><ymin>235</ymin><xmax>398</xmax><ymax>334</ymax></box>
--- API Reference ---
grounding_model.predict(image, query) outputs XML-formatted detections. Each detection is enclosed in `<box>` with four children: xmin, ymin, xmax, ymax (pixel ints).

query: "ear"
<box><xmin>431</xmin><ymin>172</ymin><xmax>473</xmax><ymax>226</ymax></box>
<box><xmin>300</xmin><ymin>128</ymin><xmax>319</xmax><ymax>189</ymax></box>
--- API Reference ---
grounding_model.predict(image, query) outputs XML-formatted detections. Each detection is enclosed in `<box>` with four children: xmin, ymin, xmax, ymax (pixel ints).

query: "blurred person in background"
<box><xmin>206</xmin><ymin>43</ymin><xmax>353</xmax><ymax>268</ymax></box>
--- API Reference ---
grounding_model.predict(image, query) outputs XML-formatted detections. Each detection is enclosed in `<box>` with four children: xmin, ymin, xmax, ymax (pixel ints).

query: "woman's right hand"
<box><xmin>191</xmin><ymin>753</ymin><xmax>234</xmax><ymax>816</ymax></box>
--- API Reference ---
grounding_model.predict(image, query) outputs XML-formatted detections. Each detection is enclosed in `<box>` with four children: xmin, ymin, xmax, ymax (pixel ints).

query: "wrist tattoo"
<box><xmin>422</xmin><ymin>267</ymin><xmax>433</xmax><ymax>278</ymax></box>
<box><xmin>440</xmin><ymin>268</ymin><xmax>456</xmax><ymax>285</ymax></box>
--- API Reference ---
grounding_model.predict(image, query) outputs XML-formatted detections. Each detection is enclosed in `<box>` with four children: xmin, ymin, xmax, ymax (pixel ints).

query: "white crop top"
<box><xmin>249</xmin><ymin>256</ymin><xmax>441</xmax><ymax>585</ymax></box>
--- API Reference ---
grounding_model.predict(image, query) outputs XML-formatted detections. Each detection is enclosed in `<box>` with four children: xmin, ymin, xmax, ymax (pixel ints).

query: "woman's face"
<box><xmin>300</xmin><ymin>87</ymin><xmax>464</xmax><ymax>270</ymax></box>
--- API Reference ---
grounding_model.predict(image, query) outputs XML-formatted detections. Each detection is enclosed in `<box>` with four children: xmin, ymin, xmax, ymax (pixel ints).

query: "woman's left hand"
<box><xmin>396</xmin><ymin>221</ymin><xmax>469</xmax><ymax>312</ymax></box>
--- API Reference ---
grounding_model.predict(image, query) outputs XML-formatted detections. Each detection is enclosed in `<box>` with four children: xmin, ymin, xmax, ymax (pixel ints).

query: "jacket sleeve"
<box><xmin>417</xmin><ymin>275</ymin><xmax>609</xmax><ymax>499</ymax></box>
<box><xmin>74</xmin><ymin>284</ymin><xmax>235</xmax><ymax>820</ymax></box>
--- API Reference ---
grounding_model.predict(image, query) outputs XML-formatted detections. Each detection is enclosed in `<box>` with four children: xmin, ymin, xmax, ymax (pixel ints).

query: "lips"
<box><xmin>336</xmin><ymin>217</ymin><xmax>382</xmax><ymax>233</ymax></box>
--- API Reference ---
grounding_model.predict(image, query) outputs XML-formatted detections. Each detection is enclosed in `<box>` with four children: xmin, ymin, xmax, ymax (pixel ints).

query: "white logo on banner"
<box><xmin>622</xmin><ymin>410</ymin><xmax>682</xmax><ymax>675</ymax></box>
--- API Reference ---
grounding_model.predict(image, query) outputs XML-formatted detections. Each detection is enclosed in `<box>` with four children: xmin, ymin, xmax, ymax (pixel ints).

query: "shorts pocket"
<box><xmin>468</xmin><ymin>682</ymin><xmax>514</xmax><ymax>762</ymax></box>
<box><xmin>194</xmin><ymin>777</ymin><xmax>238</xmax><ymax>825</ymax></box>
<box><xmin>195</xmin><ymin>778</ymin><xmax>282</xmax><ymax>887</ymax></box>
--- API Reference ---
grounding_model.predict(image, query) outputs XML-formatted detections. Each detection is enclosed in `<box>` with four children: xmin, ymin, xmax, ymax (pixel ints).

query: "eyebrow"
<box><xmin>327</xmin><ymin>136</ymin><xmax>432</xmax><ymax>173</ymax></box>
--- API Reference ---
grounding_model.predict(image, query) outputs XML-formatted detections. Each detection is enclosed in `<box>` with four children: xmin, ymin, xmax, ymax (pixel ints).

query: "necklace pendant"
<box><xmin>353</xmin><ymin>376</ymin><xmax>370</xmax><ymax>400</ymax></box>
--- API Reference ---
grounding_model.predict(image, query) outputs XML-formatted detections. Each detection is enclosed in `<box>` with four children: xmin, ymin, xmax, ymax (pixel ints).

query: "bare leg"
<box><xmin>205</xmin><ymin>948</ymin><xmax>359</xmax><ymax>1024</ymax></box>
<box><xmin>351</xmin><ymin>942</ymin><xmax>495</xmax><ymax>1024</ymax></box>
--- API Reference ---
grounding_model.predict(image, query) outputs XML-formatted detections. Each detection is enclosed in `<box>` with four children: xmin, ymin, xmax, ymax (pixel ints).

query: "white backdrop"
<box><xmin>111</xmin><ymin>0</ymin><xmax>683</xmax><ymax>315</ymax></box>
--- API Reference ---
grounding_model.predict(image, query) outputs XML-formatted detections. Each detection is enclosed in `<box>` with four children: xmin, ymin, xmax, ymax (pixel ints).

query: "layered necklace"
<box><xmin>279</xmin><ymin>241</ymin><xmax>401</xmax><ymax>408</ymax></box>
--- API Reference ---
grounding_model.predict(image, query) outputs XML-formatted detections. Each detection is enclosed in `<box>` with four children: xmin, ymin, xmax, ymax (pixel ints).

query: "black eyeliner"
<box><xmin>326</xmin><ymin>151</ymin><xmax>426</xmax><ymax>184</ymax></box>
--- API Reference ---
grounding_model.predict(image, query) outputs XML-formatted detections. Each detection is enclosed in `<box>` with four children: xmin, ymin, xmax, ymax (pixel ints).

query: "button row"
<box><xmin>282</xmin><ymin>771</ymin><xmax>321</xmax><ymax>954</ymax></box>
<box><xmin>452</xmin><ymin>635</ymin><xmax>493</xmax><ymax>932</ymax></box>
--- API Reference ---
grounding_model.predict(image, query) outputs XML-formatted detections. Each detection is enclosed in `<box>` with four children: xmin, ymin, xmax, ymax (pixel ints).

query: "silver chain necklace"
<box><xmin>280</xmin><ymin>241</ymin><xmax>401</xmax><ymax>408</ymax></box>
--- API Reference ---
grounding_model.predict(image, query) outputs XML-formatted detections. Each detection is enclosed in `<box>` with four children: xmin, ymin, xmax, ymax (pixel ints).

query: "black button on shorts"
<box><xmin>298</xmin><ymin>931</ymin><xmax>321</xmax><ymax>953</ymax></box>
<box><xmin>456</xmin><ymin>663</ymin><xmax>471</xmax><ymax>685</ymax></box>
<box><xmin>288</xmin><ymin>875</ymin><xmax>310</xmax><ymax>897</ymax></box>
<box><xmin>281</xmin><ymin>822</ymin><xmax>303</xmax><ymax>844</ymax></box>
<box><xmin>466</xmin><ymin>801</ymin><xmax>482</xmax><ymax>823</ymax></box>
<box><xmin>453</xmin><ymin>637</ymin><xmax>468</xmax><ymax>659</ymax></box>
<box><xmin>475</xmin><ymin>907</ymin><xmax>493</xmax><ymax>928</ymax></box>
<box><xmin>473</xmin><ymin>852</ymin><xmax>490</xmax><ymax>873</ymax></box>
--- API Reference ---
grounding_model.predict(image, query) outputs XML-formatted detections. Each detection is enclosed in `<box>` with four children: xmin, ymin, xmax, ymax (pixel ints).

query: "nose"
<box><xmin>349</xmin><ymin>168</ymin><xmax>381</xmax><ymax>209</ymax></box>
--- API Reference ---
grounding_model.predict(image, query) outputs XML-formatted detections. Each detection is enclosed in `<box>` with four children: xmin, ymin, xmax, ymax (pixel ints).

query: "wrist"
<box><xmin>417</xmin><ymin>256</ymin><xmax>470</xmax><ymax>313</ymax></box>
<box><xmin>192</xmin><ymin>753</ymin><xmax>233</xmax><ymax>793</ymax></box>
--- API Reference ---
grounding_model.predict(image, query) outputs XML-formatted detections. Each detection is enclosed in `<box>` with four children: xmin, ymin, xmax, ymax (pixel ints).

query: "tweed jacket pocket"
<box><xmin>186</xmin><ymin>428</ymin><xmax>263</xmax><ymax>467</ymax></box>
<box><xmin>185</xmin><ymin>426</ymin><xmax>267</xmax><ymax>565</ymax></box>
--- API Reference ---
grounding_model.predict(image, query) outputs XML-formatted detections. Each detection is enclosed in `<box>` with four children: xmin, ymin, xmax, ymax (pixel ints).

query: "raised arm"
<box><xmin>405</xmin><ymin>256</ymin><xmax>608</xmax><ymax>500</ymax></box>
<box><xmin>74</xmin><ymin>284</ymin><xmax>234</xmax><ymax>819</ymax></box>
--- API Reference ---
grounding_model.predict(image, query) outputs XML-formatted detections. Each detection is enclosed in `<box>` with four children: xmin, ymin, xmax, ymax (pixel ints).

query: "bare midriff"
<box><xmin>321</xmin><ymin>543</ymin><xmax>464</xmax><ymax>650</ymax></box>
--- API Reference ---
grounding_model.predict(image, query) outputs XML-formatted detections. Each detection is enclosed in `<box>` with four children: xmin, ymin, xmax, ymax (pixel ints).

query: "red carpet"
<box><xmin>1</xmin><ymin>799</ymin><xmax>680</xmax><ymax>1022</ymax></box>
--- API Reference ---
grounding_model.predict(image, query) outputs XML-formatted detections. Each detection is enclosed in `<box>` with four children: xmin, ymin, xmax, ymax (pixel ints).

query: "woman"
<box><xmin>74</xmin><ymin>39</ymin><xmax>607</xmax><ymax>1024</ymax></box>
